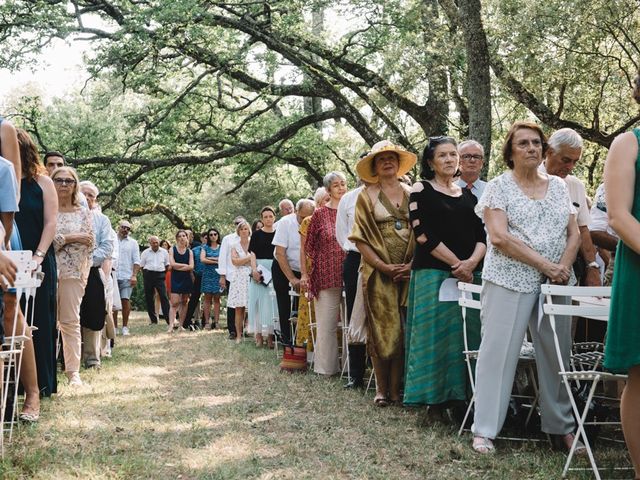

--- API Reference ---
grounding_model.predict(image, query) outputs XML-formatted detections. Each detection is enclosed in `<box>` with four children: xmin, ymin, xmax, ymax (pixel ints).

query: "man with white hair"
<box><xmin>218</xmin><ymin>216</ymin><xmax>245</xmax><ymax>339</ymax></box>
<box><xmin>542</xmin><ymin>128</ymin><xmax>600</xmax><ymax>286</ymax></box>
<box><xmin>456</xmin><ymin>140</ymin><xmax>487</xmax><ymax>199</ymax></box>
<box><xmin>78</xmin><ymin>181</ymin><xmax>114</xmax><ymax>368</ymax></box>
<box><xmin>140</xmin><ymin>235</ymin><xmax>171</xmax><ymax>325</ymax></box>
<box><xmin>272</xmin><ymin>198</ymin><xmax>315</xmax><ymax>344</ymax></box>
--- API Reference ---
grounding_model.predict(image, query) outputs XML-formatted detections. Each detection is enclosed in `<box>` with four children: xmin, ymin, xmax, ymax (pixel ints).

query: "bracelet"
<box><xmin>587</xmin><ymin>261</ymin><xmax>599</xmax><ymax>269</ymax></box>
<box><xmin>34</xmin><ymin>249</ymin><xmax>46</xmax><ymax>258</ymax></box>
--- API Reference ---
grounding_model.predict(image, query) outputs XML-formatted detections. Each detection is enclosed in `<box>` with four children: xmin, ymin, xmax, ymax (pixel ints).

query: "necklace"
<box><xmin>380</xmin><ymin>183</ymin><xmax>403</xmax><ymax>208</ymax></box>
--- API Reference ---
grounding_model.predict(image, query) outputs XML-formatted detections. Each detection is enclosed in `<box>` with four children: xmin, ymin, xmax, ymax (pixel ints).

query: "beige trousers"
<box><xmin>313</xmin><ymin>288</ymin><xmax>342</xmax><ymax>375</ymax></box>
<box><xmin>58</xmin><ymin>277</ymin><xmax>86</xmax><ymax>374</ymax></box>
<box><xmin>81</xmin><ymin>327</ymin><xmax>101</xmax><ymax>367</ymax></box>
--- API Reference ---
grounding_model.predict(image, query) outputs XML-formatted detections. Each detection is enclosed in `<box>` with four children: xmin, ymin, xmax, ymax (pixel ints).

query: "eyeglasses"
<box><xmin>120</xmin><ymin>226</ymin><xmax>131</xmax><ymax>231</ymax></box>
<box><xmin>515</xmin><ymin>139</ymin><xmax>544</xmax><ymax>149</ymax></box>
<box><xmin>53</xmin><ymin>178</ymin><xmax>76</xmax><ymax>186</ymax></box>
<box><xmin>460</xmin><ymin>154</ymin><xmax>483</xmax><ymax>161</ymax></box>
<box><xmin>209</xmin><ymin>233</ymin><xmax>218</xmax><ymax>236</ymax></box>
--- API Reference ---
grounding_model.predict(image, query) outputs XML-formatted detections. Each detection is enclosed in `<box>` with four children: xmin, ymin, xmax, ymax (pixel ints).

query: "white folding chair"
<box><xmin>1</xmin><ymin>250</ymin><xmax>41</xmax><ymax>455</ymax></box>
<box><xmin>541</xmin><ymin>284</ymin><xmax>629</xmax><ymax>480</ymax></box>
<box><xmin>457</xmin><ymin>281</ymin><xmax>540</xmax><ymax>438</ymax></box>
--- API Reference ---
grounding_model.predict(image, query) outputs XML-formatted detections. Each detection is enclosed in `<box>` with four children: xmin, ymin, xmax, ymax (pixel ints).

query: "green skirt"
<box><xmin>403</xmin><ymin>269</ymin><xmax>481</xmax><ymax>406</ymax></box>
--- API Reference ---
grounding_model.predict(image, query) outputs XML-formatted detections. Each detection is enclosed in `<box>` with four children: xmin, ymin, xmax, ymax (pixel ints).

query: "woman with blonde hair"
<box><xmin>228</xmin><ymin>220</ymin><xmax>253</xmax><ymax>343</ymax></box>
<box><xmin>52</xmin><ymin>166</ymin><xmax>94</xmax><ymax>386</ymax></box>
<box><xmin>168</xmin><ymin>230</ymin><xmax>194</xmax><ymax>332</ymax></box>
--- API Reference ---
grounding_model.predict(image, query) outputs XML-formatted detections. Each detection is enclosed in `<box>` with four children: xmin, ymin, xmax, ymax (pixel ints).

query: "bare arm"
<box><xmin>578</xmin><ymin>225</ymin><xmax>601</xmax><ymax>286</ymax></box>
<box><xmin>590</xmin><ymin>230</ymin><xmax>618</xmax><ymax>251</ymax></box>
<box><xmin>605</xmin><ymin>132</ymin><xmax>640</xmax><ymax>254</ymax></box>
<box><xmin>33</xmin><ymin>176</ymin><xmax>58</xmax><ymax>266</ymax></box>
<box><xmin>200</xmin><ymin>247</ymin><xmax>218</xmax><ymax>265</ymax></box>
<box><xmin>558</xmin><ymin>215</ymin><xmax>581</xmax><ymax>270</ymax></box>
<box><xmin>231</xmin><ymin>248</ymin><xmax>251</xmax><ymax>267</ymax></box>
<box><xmin>275</xmin><ymin>245</ymin><xmax>300</xmax><ymax>289</ymax></box>
<box><xmin>0</xmin><ymin>212</ymin><xmax>13</xmax><ymax>247</ymax></box>
<box><xmin>1</xmin><ymin>120</ymin><xmax>21</xmax><ymax>195</ymax></box>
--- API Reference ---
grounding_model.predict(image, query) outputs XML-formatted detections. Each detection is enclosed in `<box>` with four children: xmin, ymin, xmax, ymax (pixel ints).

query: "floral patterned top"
<box><xmin>475</xmin><ymin>171</ymin><xmax>576</xmax><ymax>293</ymax></box>
<box><xmin>54</xmin><ymin>208</ymin><xmax>95</xmax><ymax>281</ymax></box>
<box><xmin>305</xmin><ymin>206</ymin><xmax>345</xmax><ymax>298</ymax></box>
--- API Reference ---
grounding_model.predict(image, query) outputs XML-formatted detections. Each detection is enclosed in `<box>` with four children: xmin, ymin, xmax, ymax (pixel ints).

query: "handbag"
<box><xmin>280</xmin><ymin>345</ymin><xmax>307</xmax><ymax>373</ymax></box>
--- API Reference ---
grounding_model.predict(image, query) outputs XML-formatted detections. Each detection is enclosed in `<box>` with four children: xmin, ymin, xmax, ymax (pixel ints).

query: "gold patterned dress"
<box><xmin>295</xmin><ymin>216</ymin><xmax>315</xmax><ymax>350</ymax></box>
<box><xmin>349</xmin><ymin>187</ymin><xmax>413</xmax><ymax>360</ymax></box>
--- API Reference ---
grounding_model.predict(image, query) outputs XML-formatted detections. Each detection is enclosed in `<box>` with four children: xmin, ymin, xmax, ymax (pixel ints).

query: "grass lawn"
<box><xmin>0</xmin><ymin>312</ymin><xmax>630</xmax><ymax>479</ymax></box>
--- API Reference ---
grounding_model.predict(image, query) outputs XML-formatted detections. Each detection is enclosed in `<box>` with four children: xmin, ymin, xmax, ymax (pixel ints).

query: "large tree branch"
<box><xmin>490</xmin><ymin>52</ymin><xmax>640</xmax><ymax>147</ymax></box>
<box><xmin>122</xmin><ymin>203</ymin><xmax>189</xmax><ymax>229</ymax></box>
<box><xmin>72</xmin><ymin>108</ymin><xmax>343</xmax><ymax>168</ymax></box>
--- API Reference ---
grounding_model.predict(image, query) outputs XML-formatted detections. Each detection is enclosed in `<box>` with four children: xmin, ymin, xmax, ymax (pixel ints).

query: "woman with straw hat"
<box><xmin>349</xmin><ymin>140</ymin><xmax>416</xmax><ymax>406</ymax></box>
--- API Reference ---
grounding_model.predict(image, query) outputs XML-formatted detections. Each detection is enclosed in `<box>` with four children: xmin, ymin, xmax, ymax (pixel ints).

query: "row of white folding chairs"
<box><xmin>1</xmin><ymin>250</ymin><xmax>42</xmax><ymax>457</ymax></box>
<box><xmin>541</xmin><ymin>284</ymin><xmax>629</xmax><ymax>480</ymax></box>
<box><xmin>459</xmin><ymin>281</ymin><xmax>628</xmax><ymax>479</ymax></box>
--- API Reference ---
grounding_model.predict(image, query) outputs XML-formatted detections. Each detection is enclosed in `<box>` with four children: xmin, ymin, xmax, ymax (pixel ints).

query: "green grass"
<box><xmin>0</xmin><ymin>312</ymin><xmax>631</xmax><ymax>479</ymax></box>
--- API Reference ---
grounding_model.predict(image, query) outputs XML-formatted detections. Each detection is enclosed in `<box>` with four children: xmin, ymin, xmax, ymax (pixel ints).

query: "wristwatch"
<box><xmin>587</xmin><ymin>261</ymin><xmax>599</xmax><ymax>269</ymax></box>
<box><xmin>34</xmin><ymin>250</ymin><xmax>45</xmax><ymax>258</ymax></box>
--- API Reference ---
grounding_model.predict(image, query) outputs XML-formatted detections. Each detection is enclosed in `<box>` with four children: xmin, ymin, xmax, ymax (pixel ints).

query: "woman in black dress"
<box><xmin>168</xmin><ymin>230</ymin><xmax>194</xmax><ymax>332</ymax></box>
<box><xmin>248</xmin><ymin>206</ymin><xmax>277</xmax><ymax>347</ymax></box>
<box><xmin>15</xmin><ymin>129</ymin><xmax>58</xmax><ymax>411</ymax></box>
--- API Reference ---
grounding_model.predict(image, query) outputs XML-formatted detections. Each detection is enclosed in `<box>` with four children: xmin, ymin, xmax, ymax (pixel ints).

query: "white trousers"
<box><xmin>313</xmin><ymin>288</ymin><xmax>342</xmax><ymax>375</ymax></box>
<box><xmin>472</xmin><ymin>281</ymin><xmax>575</xmax><ymax>438</ymax></box>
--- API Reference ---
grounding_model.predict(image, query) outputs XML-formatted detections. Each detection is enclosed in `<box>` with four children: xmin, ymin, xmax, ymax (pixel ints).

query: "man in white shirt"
<box><xmin>114</xmin><ymin>220</ymin><xmax>141</xmax><ymax>335</ymax></box>
<box><xmin>456</xmin><ymin>140</ymin><xmax>487</xmax><ymax>200</ymax></box>
<box><xmin>218</xmin><ymin>216</ymin><xmax>245</xmax><ymax>339</ymax></box>
<box><xmin>589</xmin><ymin>183</ymin><xmax>619</xmax><ymax>285</ymax></box>
<box><xmin>336</xmin><ymin>183</ymin><xmax>366</xmax><ymax>388</ymax></box>
<box><xmin>271</xmin><ymin>199</ymin><xmax>314</xmax><ymax>344</ymax></box>
<box><xmin>140</xmin><ymin>235</ymin><xmax>171</xmax><ymax>325</ymax></box>
<box><xmin>273</xmin><ymin>198</ymin><xmax>294</xmax><ymax>229</ymax></box>
<box><xmin>543</xmin><ymin>128</ymin><xmax>600</xmax><ymax>287</ymax></box>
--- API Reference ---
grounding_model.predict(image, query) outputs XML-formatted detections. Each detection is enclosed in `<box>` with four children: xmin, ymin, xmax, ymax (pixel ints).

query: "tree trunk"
<box><xmin>421</xmin><ymin>0</ymin><xmax>450</xmax><ymax>137</ymax></box>
<box><xmin>458</xmin><ymin>0</ymin><xmax>492</xmax><ymax>177</ymax></box>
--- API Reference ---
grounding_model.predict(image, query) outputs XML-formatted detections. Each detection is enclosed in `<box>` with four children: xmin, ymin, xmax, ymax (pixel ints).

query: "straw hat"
<box><xmin>356</xmin><ymin>140</ymin><xmax>417</xmax><ymax>183</ymax></box>
<box><xmin>119</xmin><ymin>220</ymin><xmax>133</xmax><ymax>229</ymax></box>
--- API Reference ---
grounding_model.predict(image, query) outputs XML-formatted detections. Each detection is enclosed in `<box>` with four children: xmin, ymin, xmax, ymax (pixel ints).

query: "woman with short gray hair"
<box><xmin>305</xmin><ymin>171</ymin><xmax>348</xmax><ymax>375</ymax></box>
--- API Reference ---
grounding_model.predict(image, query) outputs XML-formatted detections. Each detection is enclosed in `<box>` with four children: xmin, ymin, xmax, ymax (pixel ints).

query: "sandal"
<box><xmin>472</xmin><ymin>436</ymin><xmax>495</xmax><ymax>454</ymax></box>
<box><xmin>555</xmin><ymin>433</ymin><xmax>587</xmax><ymax>456</ymax></box>
<box><xmin>19</xmin><ymin>411</ymin><xmax>40</xmax><ymax>423</ymax></box>
<box><xmin>374</xmin><ymin>395</ymin><xmax>389</xmax><ymax>407</ymax></box>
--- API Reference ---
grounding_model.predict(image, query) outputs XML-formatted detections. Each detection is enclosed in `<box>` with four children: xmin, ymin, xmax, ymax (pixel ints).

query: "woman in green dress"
<box><xmin>349</xmin><ymin>140</ymin><xmax>416</xmax><ymax>406</ymax></box>
<box><xmin>603</xmin><ymin>72</ymin><xmax>640</xmax><ymax>477</ymax></box>
<box><xmin>404</xmin><ymin>136</ymin><xmax>486</xmax><ymax>418</ymax></box>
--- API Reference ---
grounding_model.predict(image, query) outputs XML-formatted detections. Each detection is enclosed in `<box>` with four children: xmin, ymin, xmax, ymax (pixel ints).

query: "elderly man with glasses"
<box><xmin>456</xmin><ymin>140</ymin><xmax>487</xmax><ymax>200</ymax></box>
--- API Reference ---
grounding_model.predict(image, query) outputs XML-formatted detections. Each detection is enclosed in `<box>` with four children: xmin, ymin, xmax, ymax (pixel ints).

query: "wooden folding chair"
<box><xmin>541</xmin><ymin>284</ymin><xmax>630</xmax><ymax>480</ymax></box>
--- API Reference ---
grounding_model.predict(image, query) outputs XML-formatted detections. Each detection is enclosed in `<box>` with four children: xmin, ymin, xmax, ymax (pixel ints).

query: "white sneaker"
<box><xmin>68</xmin><ymin>372</ymin><xmax>83</xmax><ymax>386</ymax></box>
<box><xmin>122</xmin><ymin>326</ymin><xmax>130</xmax><ymax>336</ymax></box>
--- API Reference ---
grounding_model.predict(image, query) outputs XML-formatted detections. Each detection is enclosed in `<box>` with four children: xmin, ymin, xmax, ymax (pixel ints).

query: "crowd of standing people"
<box><xmin>0</xmin><ymin>75</ymin><xmax>638</xmax><ymax>476</ymax></box>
